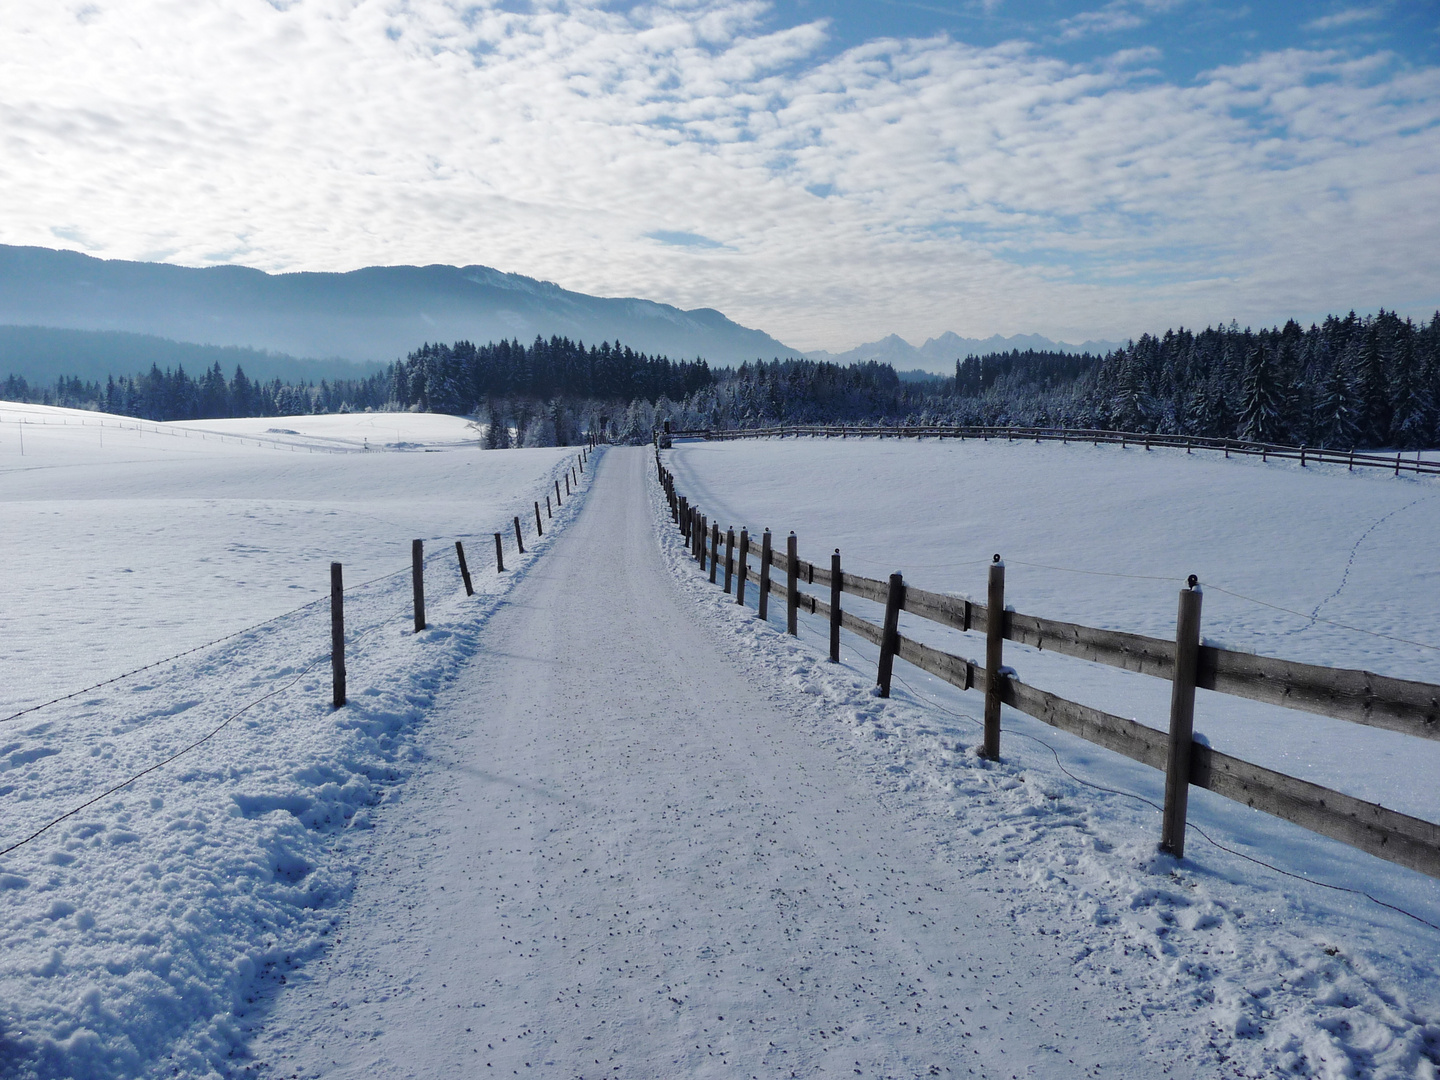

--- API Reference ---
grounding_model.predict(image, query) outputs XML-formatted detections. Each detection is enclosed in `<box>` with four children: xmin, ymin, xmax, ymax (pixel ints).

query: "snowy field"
<box><xmin>0</xmin><ymin>401</ymin><xmax>592</xmax><ymax>1078</ymax></box>
<box><xmin>4</xmin><ymin>405</ymin><xmax>1438</xmax><ymax>1080</ymax></box>
<box><xmin>1</xmin><ymin>402</ymin><xmax>535</xmax><ymax>712</ymax></box>
<box><xmin>665</xmin><ymin>436</ymin><xmax>1440</xmax><ymax>1077</ymax></box>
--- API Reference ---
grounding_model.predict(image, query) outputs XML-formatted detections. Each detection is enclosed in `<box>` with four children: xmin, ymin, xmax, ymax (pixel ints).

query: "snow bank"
<box><xmin>0</xmin><ymin>401</ymin><xmax>598</xmax><ymax>1078</ymax></box>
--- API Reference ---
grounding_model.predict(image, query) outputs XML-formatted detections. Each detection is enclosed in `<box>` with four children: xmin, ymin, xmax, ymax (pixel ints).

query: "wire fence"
<box><xmin>0</xmin><ymin>445</ymin><xmax>597</xmax><ymax>861</ymax></box>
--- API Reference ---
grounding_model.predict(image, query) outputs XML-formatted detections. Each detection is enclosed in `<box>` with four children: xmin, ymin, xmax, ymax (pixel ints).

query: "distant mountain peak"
<box><xmin>0</xmin><ymin>244</ymin><xmax>802</xmax><ymax>366</ymax></box>
<box><xmin>808</xmin><ymin>330</ymin><xmax>1122</xmax><ymax>373</ymax></box>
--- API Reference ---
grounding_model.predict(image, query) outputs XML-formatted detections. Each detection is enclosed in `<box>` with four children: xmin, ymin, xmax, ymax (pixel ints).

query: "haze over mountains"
<box><xmin>0</xmin><ymin>245</ymin><xmax>1118</xmax><ymax>386</ymax></box>
<box><xmin>808</xmin><ymin>331</ymin><xmax>1122</xmax><ymax>373</ymax></box>
<box><xmin>0</xmin><ymin>245</ymin><xmax>795</xmax><ymax>371</ymax></box>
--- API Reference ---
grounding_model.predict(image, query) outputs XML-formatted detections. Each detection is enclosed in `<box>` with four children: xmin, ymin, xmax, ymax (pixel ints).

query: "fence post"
<box><xmin>556</xmin><ymin>479</ymin><xmax>562</xmax><ymax>505</ymax></box>
<box><xmin>983</xmin><ymin>555</ymin><xmax>1005</xmax><ymax>760</ymax></box>
<box><xmin>330</xmin><ymin>562</ymin><xmax>346</xmax><ymax>708</ymax></box>
<box><xmin>578</xmin><ymin>453</ymin><xmax>584</xmax><ymax>474</ymax></box>
<box><xmin>546</xmin><ymin>494</ymin><xmax>552</xmax><ymax>519</ymax></box>
<box><xmin>1160</xmin><ymin>577</ymin><xmax>1204</xmax><ymax>858</ymax></box>
<box><xmin>724</xmin><ymin>527</ymin><xmax>735</xmax><ymax>594</ymax></box>
<box><xmin>737</xmin><ymin>529</ymin><xmax>749</xmax><ymax>605</ymax></box>
<box><xmin>412</xmin><ymin>539</ymin><xmax>426</xmax><ymax>632</ymax></box>
<box><xmin>830</xmin><ymin>549</ymin><xmax>841</xmax><ymax>662</ymax></box>
<box><xmin>535</xmin><ymin>501</ymin><xmax>544</xmax><ymax>536</ymax></box>
<box><xmin>566</xmin><ymin>473</ymin><xmax>572</xmax><ymax>497</ymax></box>
<box><xmin>679</xmin><ymin>496</ymin><xmax>688</xmax><ymax>540</ymax></box>
<box><xmin>709</xmin><ymin>521</ymin><xmax>719</xmax><ymax>580</ymax></box>
<box><xmin>876</xmin><ymin>572</ymin><xmax>904</xmax><ymax>696</ymax></box>
<box><xmin>514</xmin><ymin>515</ymin><xmax>525</xmax><ymax>554</ymax></box>
<box><xmin>456</xmin><ymin>541</ymin><xmax>474</xmax><ymax>596</ymax></box>
<box><xmin>759</xmin><ymin>529</ymin><xmax>773</xmax><ymax>621</ymax></box>
<box><xmin>494</xmin><ymin>531</ymin><xmax>505</xmax><ymax>572</ymax></box>
<box><xmin>786</xmin><ymin>532</ymin><xmax>799</xmax><ymax>636</ymax></box>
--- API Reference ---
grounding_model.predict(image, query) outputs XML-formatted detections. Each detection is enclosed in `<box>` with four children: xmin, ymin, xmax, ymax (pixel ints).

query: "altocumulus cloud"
<box><xmin>1</xmin><ymin>0</ymin><xmax>1436</xmax><ymax>348</ymax></box>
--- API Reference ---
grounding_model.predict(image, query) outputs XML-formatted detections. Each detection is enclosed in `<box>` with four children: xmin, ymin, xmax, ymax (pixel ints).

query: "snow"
<box><xmin>243</xmin><ymin>448</ymin><xmax>1175</xmax><ymax>1080</ymax></box>
<box><xmin>3</xmin><ymin>410</ymin><xmax>1438</xmax><ymax>1079</ymax></box>
<box><xmin>0</xmin><ymin>402</ymin><xmax>541</xmax><ymax>713</ymax></box>
<box><xmin>0</xmin><ymin>401</ymin><xmax>591</xmax><ymax>1078</ymax></box>
<box><xmin>663</xmin><ymin>435</ymin><xmax>1440</xmax><ymax>1078</ymax></box>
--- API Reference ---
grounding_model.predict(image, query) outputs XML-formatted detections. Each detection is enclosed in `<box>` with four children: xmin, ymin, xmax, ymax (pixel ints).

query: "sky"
<box><xmin>2</xmin><ymin>0</ymin><xmax>1438</xmax><ymax>352</ymax></box>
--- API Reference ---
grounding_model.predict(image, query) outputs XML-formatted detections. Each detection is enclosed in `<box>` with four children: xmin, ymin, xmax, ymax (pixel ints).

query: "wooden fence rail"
<box><xmin>663</xmin><ymin>424</ymin><xmax>1440</xmax><ymax>479</ymax></box>
<box><xmin>654</xmin><ymin>445</ymin><xmax>1440</xmax><ymax>879</ymax></box>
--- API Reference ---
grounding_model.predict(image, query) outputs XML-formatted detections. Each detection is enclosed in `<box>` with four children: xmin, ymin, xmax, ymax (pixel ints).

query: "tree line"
<box><xmin>4</xmin><ymin>311</ymin><xmax>1437</xmax><ymax>450</ymax></box>
<box><xmin>652</xmin><ymin>310</ymin><xmax>1440</xmax><ymax>450</ymax></box>
<box><xmin>0</xmin><ymin>335</ymin><xmax>711</xmax><ymax>445</ymax></box>
<box><xmin>1</xmin><ymin>363</ymin><xmax>392</xmax><ymax>421</ymax></box>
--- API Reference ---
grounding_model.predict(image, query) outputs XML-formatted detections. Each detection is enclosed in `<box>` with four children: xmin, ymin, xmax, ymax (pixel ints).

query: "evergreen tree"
<box><xmin>1313</xmin><ymin>360</ymin><xmax>1360</xmax><ymax>449</ymax></box>
<box><xmin>1355</xmin><ymin>323</ymin><xmax>1390</xmax><ymax>444</ymax></box>
<box><xmin>1240</xmin><ymin>343</ymin><xmax>1285</xmax><ymax>442</ymax></box>
<box><xmin>1109</xmin><ymin>349</ymin><xmax>1155</xmax><ymax>432</ymax></box>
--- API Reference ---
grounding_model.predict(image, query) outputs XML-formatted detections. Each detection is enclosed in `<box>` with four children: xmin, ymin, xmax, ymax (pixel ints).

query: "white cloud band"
<box><xmin>1</xmin><ymin>0</ymin><xmax>1436</xmax><ymax>349</ymax></box>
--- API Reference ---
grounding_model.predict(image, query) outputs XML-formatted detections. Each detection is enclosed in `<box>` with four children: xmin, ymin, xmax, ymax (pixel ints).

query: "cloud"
<box><xmin>1057</xmin><ymin>6</ymin><xmax>1147</xmax><ymax>41</ymax></box>
<box><xmin>648</xmin><ymin>230</ymin><xmax>727</xmax><ymax>248</ymax></box>
<box><xmin>1055</xmin><ymin>0</ymin><xmax>1183</xmax><ymax>41</ymax></box>
<box><xmin>0</xmin><ymin>0</ymin><xmax>1436</xmax><ymax>350</ymax></box>
<box><xmin>1305</xmin><ymin>7</ymin><xmax>1385</xmax><ymax>32</ymax></box>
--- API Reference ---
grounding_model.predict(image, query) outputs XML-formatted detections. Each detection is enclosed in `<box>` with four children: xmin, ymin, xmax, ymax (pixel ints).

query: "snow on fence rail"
<box><xmin>654</xmin><ymin>446</ymin><xmax>1440</xmax><ymax>880</ymax></box>
<box><xmin>662</xmin><ymin>423</ymin><xmax>1440</xmax><ymax>478</ymax></box>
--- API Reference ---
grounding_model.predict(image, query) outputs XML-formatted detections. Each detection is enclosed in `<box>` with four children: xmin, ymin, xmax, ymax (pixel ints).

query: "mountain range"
<box><xmin>0</xmin><ymin>245</ymin><xmax>797</xmax><ymax>370</ymax></box>
<box><xmin>0</xmin><ymin>244</ymin><xmax>1121</xmax><ymax>384</ymax></box>
<box><xmin>806</xmin><ymin>331</ymin><xmax>1122</xmax><ymax>372</ymax></box>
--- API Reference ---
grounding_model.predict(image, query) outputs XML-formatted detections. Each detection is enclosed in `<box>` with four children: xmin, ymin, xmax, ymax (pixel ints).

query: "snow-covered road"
<box><xmin>246</xmin><ymin>447</ymin><xmax>1175</xmax><ymax>1079</ymax></box>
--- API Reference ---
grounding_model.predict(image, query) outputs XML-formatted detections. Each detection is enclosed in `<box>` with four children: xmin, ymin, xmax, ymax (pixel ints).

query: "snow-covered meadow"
<box><xmin>4</xmin><ymin>402</ymin><xmax>1438</xmax><ymax>1080</ymax></box>
<box><xmin>0</xmin><ymin>401</ymin><xmax>592</xmax><ymax>1078</ymax></box>
<box><xmin>664</xmin><ymin>435</ymin><xmax>1440</xmax><ymax>1078</ymax></box>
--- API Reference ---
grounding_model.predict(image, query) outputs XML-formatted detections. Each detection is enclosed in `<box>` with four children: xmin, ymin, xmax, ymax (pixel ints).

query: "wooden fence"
<box><xmin>654</xmin><ymin>447</ymin><xmax>1440</xmax><ymax>879</ymax></box>
<box><xmin>663</xmin><ymin>423</ymin><xmax>1440</xmax><ymax>479</ymax></box>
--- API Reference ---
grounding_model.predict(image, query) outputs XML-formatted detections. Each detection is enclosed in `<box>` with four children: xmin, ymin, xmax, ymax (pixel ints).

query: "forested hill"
<box><xmin>6</xmin><ymin>310</ymin><xmax>1438</xmax><ymax>451</ymax></box>
<box><xmin>393</xmin><ymin>338</ymin><xmax>712</xmax><ymax>411</ymax></box>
